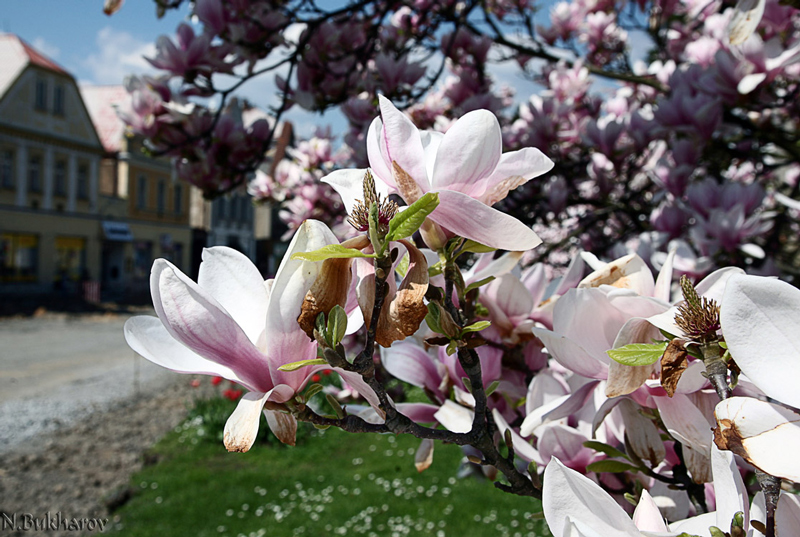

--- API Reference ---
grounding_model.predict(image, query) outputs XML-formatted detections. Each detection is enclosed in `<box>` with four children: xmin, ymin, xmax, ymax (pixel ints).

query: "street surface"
<box><xmin>0</xmin><ymin>312</ymin><xmax>177</xmax><ymax>453</ymax></box>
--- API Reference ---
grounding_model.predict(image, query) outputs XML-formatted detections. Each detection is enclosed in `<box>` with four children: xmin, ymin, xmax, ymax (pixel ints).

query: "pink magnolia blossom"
<box><xmin>124</xmin><ymin>220</ymin><xmax>377</xmax><ymax>451</ymax></box>
<box><xmin>323</xmin><ymin>96</ymin><xmax>553</xmax><ymax>251</ymax></box>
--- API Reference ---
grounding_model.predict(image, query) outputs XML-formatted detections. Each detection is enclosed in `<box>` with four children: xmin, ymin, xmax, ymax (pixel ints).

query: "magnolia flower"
<box><xmin>323</xmin><ymin>96</ymin><xmax>554</xmax><ymax>251</ymax></box>
<box><xmin>728</xmin><ymin>0</ymin><xmax>765</xmax><ymax>45</ymax></box>
<box><xmin>714</xmin><ymin>274</ymin><xmax>800</xmax><ymax>482</ymax></box>
<box><xmin>124</xmin><ymin>220</ymin><xmax>377</xmax><ymax>452</ymax></box>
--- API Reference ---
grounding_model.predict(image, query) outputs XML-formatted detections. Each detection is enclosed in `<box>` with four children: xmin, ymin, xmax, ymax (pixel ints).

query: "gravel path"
<box><xmin>0</xmin><ymin>312</ymin><xmax>213</xmax><ymax>536</ymax></box>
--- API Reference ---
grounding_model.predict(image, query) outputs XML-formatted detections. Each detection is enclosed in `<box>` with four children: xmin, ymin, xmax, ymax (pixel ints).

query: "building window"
<box><xmin>134</xmin><ymin>241</ymin><xmax>153</xmax><ymax>280</ymax></box>
<box><xmin>28</xmin><ymin>156</ymin><xmax>41</xmax><ymax>193</ymax></box>
<box><xmin>0</xmin><ymin>233</ymin><xmax>39</xmax><ymax>282</ymax></box>
<box><xmin>77</xmin><ymin>163</ymin><xmax>89</xmax><ymax>199</ymax></box>
<box><xmin>136</xmin><ymin>175</ymin><xmax>147</xmax><ymax>210</ymax></box>
<box><xmin>1</xmin><ymin>149</ymin><xmax>14</xmax><ymax>189</ymax></box>
<box><xmin>54</xmin><ymin>236</ymin><xmax>86</xmax><ymax>284</ymax></box>
<box><xmin>157</xmin><ymin>179</ymin><xmax>166</xmax><ymax>214</ymax></box>
<box><xmin>53</xmin><ymin>84</ymin><xmax>65</xmax><ymax>116</ymax></box>
<box><xmin>54</xmin><ymin>159</ymin><xmax>67</xmax><ymax>196</ymax></box>
<box><xmin>35</xmin><ymin>79</ymin><xmax>47</xmax><ymax>111</ymax></box>
<box><xmin>173</xmin><ymin>184</ymin><xmax>182</xmax><ymax>214</ymax></box>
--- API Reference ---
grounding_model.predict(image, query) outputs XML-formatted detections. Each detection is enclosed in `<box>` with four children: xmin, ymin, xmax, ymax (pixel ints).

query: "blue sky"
<box><xmin>0</xmin><ymin>1</ymin><xmax>573</xmax><ymax>138</ymax></box>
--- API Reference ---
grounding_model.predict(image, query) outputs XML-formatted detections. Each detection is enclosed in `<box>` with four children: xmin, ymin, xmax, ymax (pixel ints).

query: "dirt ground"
<box><xmin>0</xmin><ymin>379</ymin><xmax>212</xmax><ymax>536</ymax></box>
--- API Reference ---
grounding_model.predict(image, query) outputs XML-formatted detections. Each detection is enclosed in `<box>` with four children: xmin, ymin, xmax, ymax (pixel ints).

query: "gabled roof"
<box><xmin>80</xmin><ymin>85</ymin><xmax>129</xmax><ymax>153</ymax></box>
<box><xmin>0</xmin><ymin>33</ymin><xmax>70</xmax><ymax>99</ymax></box>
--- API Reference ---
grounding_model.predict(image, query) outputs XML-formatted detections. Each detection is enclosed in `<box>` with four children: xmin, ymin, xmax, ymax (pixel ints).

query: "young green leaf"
<box><xmin>585</xmin><ymin>460</ymin><xmax>640</xmax><ymax>474</ymax></box>
<box><xmin>278</xmin><ymin>358</ymin><xmax>328</xmax><ymax>372</ymax></box>
<box><xmin>606</xmin><ymin>342</ymin><xmax>668</xmax><ymax>367</ymax></box>
<box><xmin>291</xmin><ymin>244</ymin><xmax>376</xmax><ymax>262</ymax></box>
<box><xmin>425</xmin><ymin>303</ymin><xmax>443</xmax><ymax>334</ymax></box>
<box><xmin>583</xmin><ymin>441</ymin><xmax>631</xmax><ymax>462</ymax></box>
<box><xmin>461</xmin><ymin>320</ymin><xmax>491</xmax><ymax>335</ymax></box>
<box><xmin>464</xmin><ymin>276</ymin><xmax>495</xmax><ymax>294</ymax></box>
<box><xmin>459</xmin><ymin>239</ymin><xmax>497</xmax><ymax>255</ymax></box>
<box><xmin>326</xmin><ymin>305</ymin><xmax>348</xmax><ymax>347</ymax></box>
<box><xmin>385</xmin><ymin>192</ymin><xmax>440</xmax><ymax>242</ymax></box>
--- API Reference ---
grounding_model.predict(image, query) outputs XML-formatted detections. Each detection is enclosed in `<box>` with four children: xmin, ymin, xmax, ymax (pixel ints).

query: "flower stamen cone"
<box><xmin>675</xmin><ymin>275</ymin><xmax>721</xmax><ymax>342</ymax></box>
<box><xmin>347</xmin><ymin>169</ymin><xmax>398</xmax><ymax>234</ymax></box>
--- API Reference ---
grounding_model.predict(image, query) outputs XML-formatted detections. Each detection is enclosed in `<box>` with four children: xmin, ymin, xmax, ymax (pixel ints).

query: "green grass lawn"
<box><xmin>111</xmin><ymin>400</ymin><xmax>550</xmax><ymax>537</ymax></box>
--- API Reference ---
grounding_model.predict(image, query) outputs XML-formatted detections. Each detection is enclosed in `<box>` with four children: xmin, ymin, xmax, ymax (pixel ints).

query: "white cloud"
<box><xmin>31</xmin><ymin>37</ymin><xmax>60</xmax><ymax>60</ymax></box>
<box><xmin>81</xmin><ymin>27</ymin><xmax>157</xmax><ymax>85</ymax></box>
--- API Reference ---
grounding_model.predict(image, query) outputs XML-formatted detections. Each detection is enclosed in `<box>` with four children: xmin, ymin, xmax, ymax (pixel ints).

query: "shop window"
<box><xmin>0</xmin><ymin>233</ymin><xmax>39</xmax><ymax>282</ymax></box>
<box><xmin>1</xmin><ymin>149</ymin><xmax>14</xmax><ymax>189</ymax></box>
<box><xmin>157</xmin><ymin>179</ymin><xmax>166</xmax><ymax>214</ymax></box>
<box><xmin>54</xmin><ymin>236</ymin><xmax>86</xmax><ymax>284</ymax></box>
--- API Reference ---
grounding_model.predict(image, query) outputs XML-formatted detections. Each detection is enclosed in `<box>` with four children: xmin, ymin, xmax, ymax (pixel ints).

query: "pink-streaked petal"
<box><xmin>414</xmin><ymin>438</ymin><xmax>435</xmax><ymax>472</ymax></box>
<box><xmin>522</xmin><ymin>263</ymin><xmax>548</xmax><ymax>306</ymax></box>
<box><xmin>669</xmin><ymin>511</ymin><xmax>716</xmax><ymax>535</ymax></box>
<box><xmin>537</xmin><ymin>424</ymin><xmax>591</xmax><ymax>468</ymax></box>
<box><xmin>618</xmin><ymin>399</ymin><xmax>666</xmax><ymax>467</ymax></box>
<box><xmin>633</xmin><ymin>489</ymin><xmax>669</xmax><ymax>532</ymax></box>
<box><xmin>543</xmin><ymin>458</ymin><xmax>641</xmax><ymax>537</ymax></box>
<box><xmin>366</xmin><ymin>117</ymin><xmax>395</xmax><ymax>187</ymax></box>
<box><xmin>554</xmin><ymin>254</ymin><xmax>588</xmax><ymax>297</ymax></box>
<box><xmin>431</xmin><ymin>109</ymin><xmax>501</xmax><ymax>194</ymax></box>
<box><xmin>525</xmin><ymin>369</ymin><xmax>571</xmax><ymax>417</ymax></box>
<box><xmin>420</xmin><ymin>130</ymin><xmax>443</xmax><ymax>182</ymax></box>
<box><xmin>728</xmin><ymin>0</ymin><xmax>766</xmax><ymax>45</ymax></box>
<box><xmin>654</xmin><ymin>248</ymin><xmax>676</xmax><ymax>303</ymax></box>
<box><xmin>124</xmin><ymin>315</ymin><xmax>248</xmax><ymax>388</ymax></box>
<box><xmin>606</xmin><ymin>317</ymin><xmax>662</xmax><ymax>397</ymax></box>
<box><xmin>533</xmin><ymin>328</ymin><xmax>609</xmax><ymax>380</ymax></box>
<box><xmin>397</xmin><ymin>402</ymin><xmax>440</xmax><ymax>424</ymax></box>
<box><xmin>466</xmin><ymin>251</ymin><xmax>523</xmax><ymax>285</ymax></box>
<box><xmin>377</xmin><ymin>95</ymin><xmax>429</xmax><ymax>191</ymax></box>
<box><xmin>151</xmin><ymin>259</ymin><xmax>272</xmax><ymax>392</ymax></box>
<box><xmin>321</xmin><ymin>168</ymin><xmax>372</xmax><ymax>215</ymax></box>
<box><xmin>266</xmin><ymin>220</ymin><xmax>338</xmax><ymax>388</ymax></box>
<box><xmin>521</xmin><ymin>380</ymin><xmax>599</xmax><ymax>437</ymax></box>
<box><xmin>337</xmin><ymin>369</ymin><xmax>383</xmax><ymax>417</ymax></box>
<box><xmin>264</xmin><ymin>409</ymin><xmax>297</xmax><ymax>446</ymax></box>
<box><xmin>381</xmin><ymin>342</ymin><xmax>443</xmax><ymax>395</ymax></box>
<box><xmin>224</xmin><ymin>390</ymin><xmax>268</xmax><ymax>452</ymax></box>
<box><xmin>430</xmin><ymin>190</ymin><xmax>542</xmax><ymax>251</ymax></box>
<box><xmin>492</xmin><ymin>408</ymin><xmax>543</xmax><ymax>465</ymax></box>
<box><xmin>654</xmin><ymin>394</ymin><xmax>712</xmax><ymax>452</ymax></box>
<box><xmin>711</xmin><ymin>444</ymin><xmax>749</xmax><ymax>531</ymax></box>
<box><xmin>721</xmin><ymin>274</ymin><xmax>800</xmax><ymax>408</ymax></box>
<box><xmin>553</xmin><ymin>288</ymin><xmax>627</xmax><ymax>363</ymax></box>
<box><xmin>478</xmin><ymin>147</ymin><xmax>554</xmax><ymax>205</ymax></box>
<box><xmin>197</xmin><ymin>247</ymin><xmax>269</xmax><ymax>345</ymax></box>
<box><xmin>485</xmin><ymin>274</ymin><xmax>534</xmax><ymax>319</ymax></box>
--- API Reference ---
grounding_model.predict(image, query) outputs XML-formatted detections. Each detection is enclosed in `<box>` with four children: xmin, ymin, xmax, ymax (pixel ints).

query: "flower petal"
<box><xmin>377</xmin><ymin>95</ymin><xmax>429</xmax><ymax>191</ymax></box>
<box><xmin>720</xmin><ymin>274</ymin><xmax>800</xmax><ymax>408</ymax></box>
<box><xmin>224</xmin><ymin>390</ymin><xmax>269</xmax><ymax>452</ymax></box>
<box><xmin>381</xmin><ymin>341</ymin><xmax>443</xmax><ymax>397</ymax></box>
<box><xmin>654</xmin><ymin>394</ymin><xmax>712</xmax><ymax>452</ymax></box>
<box><xmin>322</xmin><ymin>168</ymin><xmax>380</xmax><ymax>215</ymax></box>
<box><xmin>434</xmin><ymin>400</ymin><xmax>473</xmax><ymax>433</ymax></box>
<box><xmin>728</xmin><ymin>0</ymin><xmax>765</xmax><ymax>45</ymax></box>
<box><xmin>578</xmin><ymin>254</ymin><xmax>654</xmax><ymax>296</ymax></box>
<box><xmin>264</xmin><ymin>409</ymin><xmax>297</xmax><ymax>446</ymax></box>
<box><xmin>430</xmin><ymin>190</ymin><xmax>541</xmax><ymax>251</ymax></box>
<box><xmin>197</xmin><ymin>247</ymin><xmax>270</xmax><ymax>345</ymax></box>
<box><xmin>124</xmin><ymin>315</ymin><xmax>247</xmax><ymax>386</ymax></box>
<box><xmin>542</xmin><ymin>457</ymin><xmax>641</xmax><ymax>537</ymax></box>
<box><xmin>714</xmin><ymin>397</ymin><xmax>800</xmax><ymax>482</ymax></box>
<box><xmin>711</xmin><ymin>444</ymin><xmax>749</xmax><ymax>532</ymax></box>
<box><xmin>633</xmin><ymin>489</ymin><xmax>669</xmax><ymax>532</ymax></box>
<box><xmin>532</xmin><ymin>327</ymin><xmax>609</xmax><ymax>379</ymax></box>
<box><xmin>430</xmin><ymin>109</ymin><xmax>502</xmax><ymax>195</ymax></box>
<box><xmin>151</xmin><ymin>259</ymin><xmax>272</xmax><ymax>392</ymax></box>
<box><xmin>478</xmin><ymin>147</ymin><xmax>554</xmax><ymax>205</ymax></box>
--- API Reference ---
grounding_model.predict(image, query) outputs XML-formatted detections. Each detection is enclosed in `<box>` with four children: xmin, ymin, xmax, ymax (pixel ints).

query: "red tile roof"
<box><xmin>0</xmin><ymin>33</ymin><xmax>72</xmax><ymax>99</ymax></box>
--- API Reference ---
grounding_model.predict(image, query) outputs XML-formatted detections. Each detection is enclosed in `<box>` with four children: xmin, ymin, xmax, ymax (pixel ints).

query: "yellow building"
<box><xmin>81</xmin><ymin>85</ymin><xmax>192</xmax><ymax>301</ymax></box>
<box><xmin>0</xmin><ymin>34</ymin><xmax>104</xmax><ymax>295</ymax></box>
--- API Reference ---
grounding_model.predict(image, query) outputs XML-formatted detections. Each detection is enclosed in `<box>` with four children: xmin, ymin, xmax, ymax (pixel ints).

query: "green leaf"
<box><xmin>459</xmin><ymin>240</ymin><xmax>496</xmax><ymax>255</ymax></box>
<box><xmin>583</xmin><ymin>441</ymin><xmax>631</xmax><ymax>462</ymax></box>
<box><xmin>585</xmin><ymin>460</ymin><xmax>640</xmax><ymax>474</ymax></box>
<box><xmin>708</xmin><ymin>527</ymin><xmax>726</xmax><ymax>537</ymax></box>
<box><xmin>278</xmin><ymin>358</ymin><xmax>328</xmax><ymax>372</ymax></box>
<box><xmin>303</xmin><ymin>383</ymin><xmax>325</xmax><ymax>402</ymax></box>
<box><xmin>428</xmin><ymin>260</ymin><xmax>444</xmax><ymax>277</ymax></box>
<box><xmin>396</xmin><ymin>252</ymin><xmax>410</xmax><ymax>278</ymax></box>
<box><xmin>485</xmin><ymin>380</ymin><xmax>501</xmax><ymax>397</ymax></box>
<box><xmin>291</xmin><ymin>244</ymin><xmax>376</xmax><ymax>262</ymax></box>
<box><xmin>606</xmin><ymin>342</ymin><xmax>668</xmax><ymax>367</ymax></box>
<box><xmin>461</xmin><ymin>320</ymin><xmax>491</xmax><ymax>335</ymax></box>
<box><xmin>446</xmin><ymin>340</ymin><xmax>458</xmax><ymax>356</ymax></box>
<box><xmin>425</xmin><ymin>302</ymin><xmax>443</xmax><ymax>334</ymax></box>
<box><xmin>386</xmin><ymin>192</ymin><xmax>439</xmax><ymax>242</ymax></box>
<box><xmin>327</xmin><ymin>305</ymin><xmax>348</xmax><ymax>347</ymax></box>
<box><xmin>464</xmin><ymin>276</ymin><xmax>495</xmax><ymax>294</ymax></box>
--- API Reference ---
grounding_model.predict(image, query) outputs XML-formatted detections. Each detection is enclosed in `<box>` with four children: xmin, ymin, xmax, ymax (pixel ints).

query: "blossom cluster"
<box><xmin>125</xmin><ymin>96</ymin><xmax>800</xmax><ymax>537</ymax></box>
